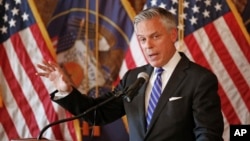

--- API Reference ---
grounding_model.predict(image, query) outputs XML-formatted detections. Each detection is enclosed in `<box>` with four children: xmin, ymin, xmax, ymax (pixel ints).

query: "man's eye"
<box><xmin>139</xmin><ymin>38</ymin><xmax>146</xmax><ymax>43</ymax></box>
<box><xmin>153</xmin><ymin>35</ymin><xmax>159</xmax><ymax>39</ymax></box>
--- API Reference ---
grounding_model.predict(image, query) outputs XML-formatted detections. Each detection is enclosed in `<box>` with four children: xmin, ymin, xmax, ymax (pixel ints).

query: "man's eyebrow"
<box><xmin>136</xmin><ymin>31</ymin><xmax>158</xmax><ymax>37</ymax></box>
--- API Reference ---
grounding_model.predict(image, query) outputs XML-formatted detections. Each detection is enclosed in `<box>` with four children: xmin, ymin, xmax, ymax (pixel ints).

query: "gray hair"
<box><xmin>134</xmin><ymin>7</ymin><xmax>177</xmax><ymax>30</ymax></box>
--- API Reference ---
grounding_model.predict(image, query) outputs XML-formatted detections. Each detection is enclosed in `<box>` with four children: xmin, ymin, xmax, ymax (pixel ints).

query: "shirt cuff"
<box><xmin>53</xmin><ymin>91</ymin><xmax>70</xmax><ymax>100</ymax></box>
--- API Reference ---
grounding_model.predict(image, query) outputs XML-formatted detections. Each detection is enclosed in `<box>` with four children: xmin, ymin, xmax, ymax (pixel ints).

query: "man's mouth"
<box><xmin>149</xmin><ymin>53</ymin><xmax>159</xmax><ymax>59</ymax></box>
<box><xmin>149</xmin><ymin>52</ymin><xmax>158</xmax><ymax>56</ymax></box>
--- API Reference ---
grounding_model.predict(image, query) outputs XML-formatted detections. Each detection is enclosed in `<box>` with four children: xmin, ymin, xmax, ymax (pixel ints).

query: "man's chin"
<box><xmin>148</xmin><ymin>61</ymin><xmax>161</xmax><ymax>68</ymax></box>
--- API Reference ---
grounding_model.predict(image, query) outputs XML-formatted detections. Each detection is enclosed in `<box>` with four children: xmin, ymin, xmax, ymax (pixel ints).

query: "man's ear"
<box><xmin>170</xmin><ymin>28</ymin><xmax>178</xmax><ymax>42</ymax></box>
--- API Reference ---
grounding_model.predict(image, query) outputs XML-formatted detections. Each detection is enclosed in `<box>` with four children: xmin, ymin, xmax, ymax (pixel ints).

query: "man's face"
<box><xmin>135</xmin><ymin>17</ymin><xmax>177</xmax><ymax>67</ymax></box>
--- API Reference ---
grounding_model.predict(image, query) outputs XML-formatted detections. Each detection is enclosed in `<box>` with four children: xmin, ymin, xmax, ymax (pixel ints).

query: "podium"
<box><xmin>11</xmin><ymin>138</ymin><xmax>63</xmax><ymax>141</ymax></box>
<box><xmin>11</xmin><ymin>139</ymin><xmax>46</xmax><ymax>141</ymax></box>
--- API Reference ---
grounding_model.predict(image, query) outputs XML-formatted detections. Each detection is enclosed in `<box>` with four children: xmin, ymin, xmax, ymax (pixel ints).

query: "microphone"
<box><xmin>37</xmin><ymin>90</ymin><xmax>124</xmax><ymax>140</ymax></box>
<box><xmin>37</xmin><ymin>72</ymin><xmax>148</xmax><ymax>139</ymax></box>
<box><xmin>123</xmin><ymin>72</ymin><xmax>149</xmax><ymax>103</ymax></box>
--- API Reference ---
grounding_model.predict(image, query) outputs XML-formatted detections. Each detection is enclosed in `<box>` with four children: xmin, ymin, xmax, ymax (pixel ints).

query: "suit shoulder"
<box><xmin>189</xmin><ymin>61</ymin><xmax>215</xmax><ymax>75</ymax></box>
<box><xmin>179</xmin><ymin>52</ymin><xmax>217</xmax><ymax>78</ymax></box>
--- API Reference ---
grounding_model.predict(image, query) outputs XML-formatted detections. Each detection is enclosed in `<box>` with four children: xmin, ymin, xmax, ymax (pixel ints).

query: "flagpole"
<box><xmin>178</xmin><ymin>0</ymin><xmax>184</xmax><ymax>51</ymax></box>
<box><xmin>91</xmin><ymin>0</ymin><xmax>101</xmax><ymax>137</ymax></box>
<box><xmin>226</xmin><ymin>0</ymin><xmax>250</xmax><ymax>43</ymax></box>
<box><xmin>84</xmin><ymin>0</ymin><xmax>90</xmax><ymax>91</ymax></box>
<box><xmin>121</xmin><ymin>0</ymin><xmax>137</xmax><ymax>21</ymax></box>
<box><xmin>28</xmin><ymin>0</ymin><xmax>56</xmax><ymax>60</ymax></box>
<box><xmin>95</xmin><ymin>0</ymin><xmax>100</xmax><ymax>99</ymax></box>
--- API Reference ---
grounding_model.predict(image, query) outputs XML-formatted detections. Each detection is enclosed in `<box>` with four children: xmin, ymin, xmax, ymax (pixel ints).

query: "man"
<box><xmin>37</xmin><ymin>7</ymin><xmax>224</xmax><ymax>141</ymax></box>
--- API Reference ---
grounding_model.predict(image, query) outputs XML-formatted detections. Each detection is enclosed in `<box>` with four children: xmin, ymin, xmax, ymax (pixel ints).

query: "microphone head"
<box><xmin>123</xmin><ymin>72</ymin><xmax>149</xmax><ymax>103</ymax></box>
<box><xmin>137</xmin><ymin>72</ymin><xmax>149</xmax><ymax>83</ymax></box>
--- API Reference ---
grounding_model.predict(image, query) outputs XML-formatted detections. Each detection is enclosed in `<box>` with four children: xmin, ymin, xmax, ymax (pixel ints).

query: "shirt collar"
<box><xmin>154</xmin><ymin>51</ymin><xmax>181</xmax><ymax>73</ymax></box>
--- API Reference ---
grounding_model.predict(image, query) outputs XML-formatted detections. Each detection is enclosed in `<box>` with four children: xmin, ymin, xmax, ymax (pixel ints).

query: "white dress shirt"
<box><xmin>145</xmin><ymin>51</ymin><xmax>181</xmax><ymax>113</ymax></box>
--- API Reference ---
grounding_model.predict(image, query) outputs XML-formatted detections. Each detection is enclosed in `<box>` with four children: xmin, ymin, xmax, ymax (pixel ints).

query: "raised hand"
<box><xmin>36</xmin><ymin>60</ymin><xmax>73</xmax><ymax>93</ymax></box>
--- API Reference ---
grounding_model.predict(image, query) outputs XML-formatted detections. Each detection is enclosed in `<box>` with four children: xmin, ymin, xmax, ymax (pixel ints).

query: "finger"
<box><xmin>42</xmin><ymin>60</ymin><xmax>53</xmax><ymax>70</ymax></box>
<box><xmin>41</xmin><ymin>60</ymin><xmax>58</xmax><ymax>72</ymax></box>
<box><xmin>35</xmin><ymin>72</ymin><xmax>48</xmax><ymax>77</ymax></box>
<box><xmin>37</xmin><ymin>64</ymin><xmax>48</xmax><ymax>71</ymax></box>
<box><xmin>48</xmin><ymin>61</ymin><xmax>61</xmax><ymax>71</ymax></box>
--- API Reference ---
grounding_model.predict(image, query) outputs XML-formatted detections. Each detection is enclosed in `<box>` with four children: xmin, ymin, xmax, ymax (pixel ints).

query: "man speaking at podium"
<box><xmin>37</xmin><ymin>7</ymin><xmax>224</xmax><ymax>141</ymax></box>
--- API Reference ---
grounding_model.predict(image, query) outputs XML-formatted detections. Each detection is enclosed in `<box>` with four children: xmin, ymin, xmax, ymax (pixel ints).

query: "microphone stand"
<box><xmin>37</xmin><ymin>90</ymin><xmax>125</xmax><ymax>140</ymax></box>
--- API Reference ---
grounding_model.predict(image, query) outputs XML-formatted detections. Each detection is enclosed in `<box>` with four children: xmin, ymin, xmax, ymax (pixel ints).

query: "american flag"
<box><xmin>0</xmin><ymin>0</ymin><xmax>77</xmax><ymax>140</ymax></box>
<box><xmin>119</xmin><ymin>0</ymin><xmax>250</xmax><ymax>140</ymax></box>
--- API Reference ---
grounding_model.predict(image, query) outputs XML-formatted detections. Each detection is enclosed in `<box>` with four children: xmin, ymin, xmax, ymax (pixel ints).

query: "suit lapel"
<box><xmin>145</xmin><ymin>53</ymin><xmax>190</xmax><ymax>134</ymax></box>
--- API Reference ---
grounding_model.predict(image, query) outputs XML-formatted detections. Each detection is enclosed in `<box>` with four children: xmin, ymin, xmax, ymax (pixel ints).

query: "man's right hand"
<box><xmin>36</xmin><ymin>60</ymin><xmax>73</xmax><ymax>94</ymax></box>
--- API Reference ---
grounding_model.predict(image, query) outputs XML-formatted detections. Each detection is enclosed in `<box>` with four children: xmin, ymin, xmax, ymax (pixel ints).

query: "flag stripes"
<box><xmin>125</xmin><ymin>48</ymin><xmax>137</xmax><ymax>70</ymax></box>
<box><xmin>182</xmin><ymin>5</ymin><xmax>250</xmax><ymax>139</ymax></box>
<box><xmin>129</xmin><ymin>34</ymin><xmax>147</xmax><ymax>67</ymax></box>
<box><xmin>223</xmin><ymin>13</ymin><xmax>250</xmax><ymax>63</ymax></box>
<box><xmin>207</xmin><ymin>22</ymin><xmax>250</xmax><ymax>112</ymax></box>
<box><xmin>0</xmin><ymin>104</ymin><xmax>20</xmax><ymax>139</ymax></box>
<box><xmin>29</xmin><ymin>25</ymin><xmax>55</xmax><ymax>61</ymax></box>
<box><xmin>0</xmin><ymin>32</ymin><xmax>59</xmax><ymax>139</ymax></box>
<box><xmin>0</xmin><ymin>0</ymin><xmax>76</xmax><ymax>140</ymax></box>
<box><xmin>0</xmin><ymin>47</ymin><xmax>35</xmax><ymax>138</ymax></box>
<box><xmin>119</xmin><ymin>33</ymin><xmax>147</xmax><ymax>78</ymax></box>
<box><xmin>184</xmin><ymin>29</ymin><xmax>243</xmax><ymax>125</ymax></box>
<box><xmin>18</xmin><ymin>26</ymin><xmax>65</xmax><ymax>139</ymax></box>
<box><xmin>1</xmin><ymin>43</ymin><xmax>41</xmax><ymax>137</ymax></box>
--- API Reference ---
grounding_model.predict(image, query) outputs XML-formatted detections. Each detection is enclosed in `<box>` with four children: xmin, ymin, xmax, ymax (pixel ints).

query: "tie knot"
<box><xmin>155</xmin><ymin>67</ymin><xmax>164</xmax><ymax>75</ymax></box>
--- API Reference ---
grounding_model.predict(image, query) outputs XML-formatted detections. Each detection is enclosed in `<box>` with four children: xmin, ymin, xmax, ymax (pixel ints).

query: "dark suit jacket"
<box><xmin>52</xmin><ymin>52</ymin><xmax>224</xmax><ymax>141</ymax></box>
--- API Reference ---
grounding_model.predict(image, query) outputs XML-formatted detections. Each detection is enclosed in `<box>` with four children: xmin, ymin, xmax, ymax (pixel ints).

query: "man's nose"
<box><xmin>144</xmin><ymin>39</ymin><xmax>153</xmax><ymax>49</ymax></box>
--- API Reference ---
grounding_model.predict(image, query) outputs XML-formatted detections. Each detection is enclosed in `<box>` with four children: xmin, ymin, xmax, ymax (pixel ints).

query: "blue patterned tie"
<box><xmin>146</xmin><ymin>67</ymin><xmax>164</xmax><ymax>128</ymax></box>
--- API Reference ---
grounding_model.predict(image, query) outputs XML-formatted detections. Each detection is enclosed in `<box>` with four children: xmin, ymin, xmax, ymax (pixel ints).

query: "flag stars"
<box><xmin>177</xmin><ymin>24</ymin><xmax>184</xmax><ymax>31</ymax></box>
<box><xmin>204</xmin><ymin>0</ymin><xmax>211</xmax><ymax>7</ymax></box>
<box><xmin>159</xmin><ymin>2</ymin><xmax>167</xmax><ymax>9</ymax></box>
<box><xmin>183</xmin><ymin>1</ymin><xmax>189</xmax><ymax>8</ymax></box>
<box><xmin>150</xmin><ymin>0</ymin><xmax>157</xmax><ymax>6</ymax></box>
<box><xmin>214</xmin><ymin>3</ymin><xmax>222</xmax><ymax>11</ymax></box>
<box><xmin>203</xmin><ymin>9</ymin><xmax>210</xmax><ymax>18</ymax></box>
<box><xmin>192</xmin><ymin>5</ymin><xmax>200</xmax><ymax>13</ymax></box>
<box><xmin>189</xmin><ymin>16</ymin><xmax>197</xmax><ymax>25</ymax></box>
<box><xmin>0</xmin><ymin>26</ymin><xmax>7</xmax><ymax>34</ymax></box>
<box><xmin>9</xmin><ymin>18</ymin><xmax>16</xmax><ymax>27</ymax></box>
<box><xmin>169</xmin><ymin>7</ymin><xmax>177</xmax><ymax>15</ymax></box>
<box><xmin>22</xmin><ymin>12</ymin><xmax>29</xmax><ymax>21</ymax></box>
<box><xmin>5</xmin><ymin>3</ymin><xmax>10</xmax><ymax>10</ymax></box>
<box><xmin>3</xmin><ymin>14</ymin><xmax>8</xmax><ymax>22</ymax></box>
<box><xmin>15</xmin><ymin>0</ymin><xmax>21</xmax><ymax>4</ymax></box>
<box><xmin>180</xmin><ymin>13</ymin><xmax>187</xmax><ymax>20</ymax></box>
<box><xmin>172</xmin><ymin>0</ymin><xmax>178</xmax><ymax>4</ymax></box>
<box><xmin>11</xmin><ymin>7</ymin><xmax>19</xmax><ymax>16</ymax></box>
